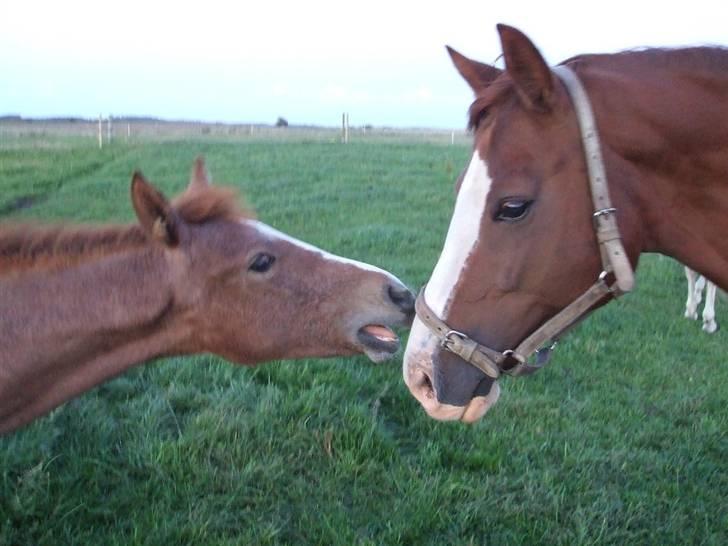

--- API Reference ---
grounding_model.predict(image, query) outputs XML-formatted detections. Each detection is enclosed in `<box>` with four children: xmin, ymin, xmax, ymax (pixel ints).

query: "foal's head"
<box><xmin>404</xmin><ymin>25</ymin><xmax>642</xmax><ymax>422</ymax></box>
<box><xmin>134</xmin><ymin>158</ymin><xmax>415</xmax><ymax>364</ymax></box>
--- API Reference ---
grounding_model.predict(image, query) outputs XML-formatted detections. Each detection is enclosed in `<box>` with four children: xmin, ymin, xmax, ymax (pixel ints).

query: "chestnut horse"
<box><xmin>0</xmin><ymin>158</ymin><xmax>415</xmax><ymax>433</ymax></box>
<box><xmin>404</xmin><ymin>24</ymin><xmax>728</xmax><ymax>422</ymax></box>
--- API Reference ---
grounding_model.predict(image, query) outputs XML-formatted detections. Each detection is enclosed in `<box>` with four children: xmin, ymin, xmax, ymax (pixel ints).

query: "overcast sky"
<box><xmin>1</xmin><ymin>0</ymin><xmax>726</xmax><ymax>128</ymax></box>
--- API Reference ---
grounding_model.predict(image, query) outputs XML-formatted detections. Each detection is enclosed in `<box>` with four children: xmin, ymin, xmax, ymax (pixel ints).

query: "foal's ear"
<box><xmin>130</xmin><ymin>171</ymin><xmax>179</xmax><ymax>246</ymax></box>
<box><xmin>188</xmin><ymin>156</ymin><xmax>211</xmax><ymax>191</ymax></box>
<box><xmin>497</xmin><ymin>24</ymin><xmax>554</xmax><ymax>112</ymax></box>
<box><xmin>446</xmin><ymin>46</ymin><xmax>502</xmax><ymax>94</ymax></box>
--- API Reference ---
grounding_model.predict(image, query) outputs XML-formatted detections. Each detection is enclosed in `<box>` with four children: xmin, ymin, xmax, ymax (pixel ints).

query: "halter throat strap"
<box><xmin>414</xmin><ymin>65</ymin><xmax>635</xmax><ymax>379</ymax></box>
<box><xmin>553</xmin><ymin>65</ymin><xmax>634</xmax><ymax>293</ymax></box>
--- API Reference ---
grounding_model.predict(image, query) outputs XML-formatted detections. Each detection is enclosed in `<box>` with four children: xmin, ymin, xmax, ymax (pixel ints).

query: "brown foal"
<box><xmin>0</xmin><ymin>158</ymin><xmax>414</xmax><ymax>433</ymax></box>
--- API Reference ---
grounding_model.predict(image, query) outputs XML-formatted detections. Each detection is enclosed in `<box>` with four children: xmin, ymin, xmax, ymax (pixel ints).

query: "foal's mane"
<box><xmin>172</xmin><ymin>184</ymin><xmax>249</xmax><ymax>225</ymax></box>
<box><xmin>467</xmin><ymin>46</ymin><xmax>728</xmax><ymax>131</ymax></box>
<box><xmin>0</xmin><ymin>184</ymin><xmax>250</xmax><ymax>274</ymax></box>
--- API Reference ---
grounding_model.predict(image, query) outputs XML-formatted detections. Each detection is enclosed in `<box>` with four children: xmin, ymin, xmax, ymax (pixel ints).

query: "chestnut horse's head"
<box><xmin>132</xmin><ymin>158</ymin><xmax>415</xmax><ymax>364</ymax></box>
<box><xmin>404</xmin><ymin>25</ymin><xmax>641</xmax><ymax>422</ymax></box>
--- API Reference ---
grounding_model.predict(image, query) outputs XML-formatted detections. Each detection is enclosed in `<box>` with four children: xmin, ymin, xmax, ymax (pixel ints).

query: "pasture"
<box><xmin>1</xmin><ymin>127</ymin><xmax>726</xmax><ymax>545</ymax></box>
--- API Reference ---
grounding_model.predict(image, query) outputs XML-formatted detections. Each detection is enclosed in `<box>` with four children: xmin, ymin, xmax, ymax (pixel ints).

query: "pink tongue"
<box><xmin>362</xmin><ymin>324</ymin><xmax>397</xmax><ymax>342</ymax></box>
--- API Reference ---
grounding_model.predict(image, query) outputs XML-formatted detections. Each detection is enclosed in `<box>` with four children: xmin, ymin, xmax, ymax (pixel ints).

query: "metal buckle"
<box><xmin>593</xmin><ymin>207</ymin><xmax>617</xmax><ymax>218</ymax></box>
<box><xmin>441</xmin><ymin>329</ymin><xmax>467</xmax><ymax>349</ymax></box>
<box><xmin>592</xmin><ymin>207</ymin><xmax>617</xmax><ymax>229</ymax></box>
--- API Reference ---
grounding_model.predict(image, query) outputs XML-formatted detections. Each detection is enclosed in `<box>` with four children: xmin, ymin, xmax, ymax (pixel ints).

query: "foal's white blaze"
<box><xmin>246</xmin><ymin>219</ymin><xmax>413</xmax><ymax>361</ymax></box>
<box><xmin>403</xmin><ymin>151</ymin><xmax>500</xmax><ymax>422</ymax></box>
<box><xmin>247</xmin><ymin>220</ymin><xmax>400</xmax><ymax>282</ymax></box>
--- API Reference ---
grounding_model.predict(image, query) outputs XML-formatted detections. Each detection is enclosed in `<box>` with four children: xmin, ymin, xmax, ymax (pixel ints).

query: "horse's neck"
<box><xmin>598</xmin><ymin>62</ymin><xmax>728</xmax><ymax>288</ymax></box>
<box><xmin>0</xmin><ymin>245</ymin><xmax>189</xmax><ymax>433</ymax></box>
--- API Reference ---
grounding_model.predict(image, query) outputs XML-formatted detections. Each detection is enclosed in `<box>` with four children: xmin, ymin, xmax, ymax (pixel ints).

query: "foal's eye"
<box><xmin>248</xmin><ymin>252</ymin><xmax>276</xmax><ymax>273</ymax></box>
<box><xmin>495</xmin><ymin>199</ymin><xmax>533</xmax><ymax>222</ymax></box>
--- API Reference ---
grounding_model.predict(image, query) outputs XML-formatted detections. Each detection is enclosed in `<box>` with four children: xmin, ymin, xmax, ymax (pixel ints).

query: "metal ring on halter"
<box><xmin>597</xmin><ymin>270</ymin><xmax>618</xmax><ymax>294</ymax></box>
<box><xmin>501</xmin><ymin>349</ymin><xmax>526</xmax><ymax>363</ymax></box>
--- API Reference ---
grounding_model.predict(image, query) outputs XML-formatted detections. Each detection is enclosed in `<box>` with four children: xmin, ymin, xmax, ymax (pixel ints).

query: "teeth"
<box><xmin>362</xmin><ymin>324</ymin><xmax>397</xmax><ymax>342</ymax></box>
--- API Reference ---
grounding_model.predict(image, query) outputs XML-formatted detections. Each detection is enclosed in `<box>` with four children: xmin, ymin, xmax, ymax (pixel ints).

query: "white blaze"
<box><xmin>423</xmin><ymin>151</ymin><xmax>493</xmax><ymax>317</ymax></box>
<box><xmin>403</xmin><ymin>151</ymin><xmax>493</xmax><ymax>381</ymax></box>
<box><xmin>402</xmin><ymin>150</ymin><xmax>497</xmax><ymax>422</ymax></box>
<box><xmin>246</xmin><ymin>220</ymin><xmax>402</xmax><ymax>283</ymax></box>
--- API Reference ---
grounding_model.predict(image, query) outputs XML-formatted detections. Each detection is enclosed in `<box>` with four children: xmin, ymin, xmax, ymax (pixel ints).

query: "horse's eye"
<box><xmin>248</xmin><ymin>252</ymin><xmax>276</xmax><ymax>273</ymax></box>
<box><xmin>495</xmin><ymin>199</ymin><xmax>533</xmax><ymax>222</ymax></box>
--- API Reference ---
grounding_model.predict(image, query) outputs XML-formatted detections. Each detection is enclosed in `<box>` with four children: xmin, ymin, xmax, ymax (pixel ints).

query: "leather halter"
<box><xmin>415</xmin><ymin>65</ymin><xmax>635</xmax><ymax>379</ymax></box>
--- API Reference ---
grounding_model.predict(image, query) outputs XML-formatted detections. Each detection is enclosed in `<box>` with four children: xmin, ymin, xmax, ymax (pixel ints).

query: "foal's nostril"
<box><xmin>388</xmin><ymin>284</ymin><xmax>416</xmax><ymax>315</ymax></box>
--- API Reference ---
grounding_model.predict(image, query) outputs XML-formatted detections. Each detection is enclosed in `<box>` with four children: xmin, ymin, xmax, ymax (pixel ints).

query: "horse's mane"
<box><xmin>564</xmin><ymin>45</ymin><xmax>728</xmax><ymax>74</ymax></box>
<box><xmin>467</xmin><ymin>46</ymin><xmax>728</xmax><ymax>131</ymax></box>
<box><xmin>0</xmin><ymin>184</ymin><xmax>251</xmax><ymax>274</ymax></box>
<box><xmin>468</xmin><ymin>76</ymin><xmax>514</xmax><ymax>131</ymax></box>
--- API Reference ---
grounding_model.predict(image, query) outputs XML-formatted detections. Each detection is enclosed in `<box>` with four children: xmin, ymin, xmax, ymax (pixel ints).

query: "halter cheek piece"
<box><xmin>415</xmin><ymin>65</ymin><xmax>636</xmax><ymax>379</ymax></box>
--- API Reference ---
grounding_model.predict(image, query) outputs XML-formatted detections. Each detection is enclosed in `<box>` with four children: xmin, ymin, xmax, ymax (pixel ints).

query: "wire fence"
<box><xmin>0</xmin><ymin>117</ymin><xmax>472</xmax><ymax>147</ymax></box>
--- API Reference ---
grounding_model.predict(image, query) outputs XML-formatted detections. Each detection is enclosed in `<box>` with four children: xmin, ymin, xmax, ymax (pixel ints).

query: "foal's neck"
<box><xmin>0</xmin><ymin>230</ymin><xmax>190</xmax><ymax>433</ymax></box>
<box><xmin>0</xmin><ymin>223</ymin><xmax>148</xmax><ymax>274</ymax></box>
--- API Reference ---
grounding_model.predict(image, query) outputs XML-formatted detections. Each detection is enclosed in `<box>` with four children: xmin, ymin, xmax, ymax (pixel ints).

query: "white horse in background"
<box><xmin>684</xmin><ymin>267</ymin><xmax>718</xmax><ymax>333</ymax></box>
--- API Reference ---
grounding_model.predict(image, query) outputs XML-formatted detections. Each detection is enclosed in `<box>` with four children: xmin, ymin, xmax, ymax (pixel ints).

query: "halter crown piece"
<box><xmin>415</xmin><ymin>65</ymin><xmax>635</xmax><ymax>379</ymax></box>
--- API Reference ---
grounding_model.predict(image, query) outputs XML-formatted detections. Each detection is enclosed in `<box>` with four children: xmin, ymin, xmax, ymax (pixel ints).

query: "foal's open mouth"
<box><xmin>357</xmin><ymin>324</ymin><xmax>400</xmax><ymax>363</ymax></box>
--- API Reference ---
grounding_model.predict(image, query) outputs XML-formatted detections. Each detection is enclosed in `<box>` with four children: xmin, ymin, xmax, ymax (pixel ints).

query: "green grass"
<box><xmin>0</xmin><ymin>134</ymin><xmax>726</xmax><ymax>545</ymax></box>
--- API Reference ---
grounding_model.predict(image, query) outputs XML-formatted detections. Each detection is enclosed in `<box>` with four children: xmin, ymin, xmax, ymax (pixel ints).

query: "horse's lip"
<box><xmin>356</xmin><ymin>325</ymin><xmax>400</xmax><ymax>362</ymax></box>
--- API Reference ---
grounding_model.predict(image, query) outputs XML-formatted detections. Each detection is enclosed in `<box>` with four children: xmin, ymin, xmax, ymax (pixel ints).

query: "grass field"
<box><xmin>1</xmin><ymin>130</ymin><xmax>726</xmax><ymax>545</ymax></box>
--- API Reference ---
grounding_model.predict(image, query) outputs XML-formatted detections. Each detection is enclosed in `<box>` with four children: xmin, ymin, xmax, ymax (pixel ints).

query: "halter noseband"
<box><xmin>415</xmin><ymin>65</ymin><xmax>635</xmax><ymax>379</ymax></box>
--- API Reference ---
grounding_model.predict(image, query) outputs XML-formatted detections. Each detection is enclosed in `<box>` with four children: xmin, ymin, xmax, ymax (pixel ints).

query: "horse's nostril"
<box><xmin>422</xmin><ymin>372</ymin><xmax>433</xmax><ymax>392</ymax></box>
<box><xmin>388</xmin><ymin>284</ymin><xmax>415</xmax><ymax>314</ymax></box>
<box><xmin>418</xmin><ymin>370</ymin><xmax>436</xmax><ymax>400</ymax></box>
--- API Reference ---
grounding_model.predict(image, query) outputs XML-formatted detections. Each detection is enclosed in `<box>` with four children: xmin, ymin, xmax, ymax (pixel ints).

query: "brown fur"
<box><xmin>0</xmin><ymin>185</ymin><xmax>251</xmax><ymax>275</ymax></box>
<box><xmin>405</xmin><ymin>24</ymin><xmax>728</xmax><ymax>421</ymax></box>
<box><xmin>172</xmin><ymin>184</ymin><xmax>252</xmax><ymax>225</ymax></box>
<box><xmin>468</xmin><ymin>76</ymin><xmax>514</xmax><ymax>131</ymax></box>
<box><xmin>0</xmin><ymin>161</ymin><xmax>413</xmax><ymax>434</ymax></box>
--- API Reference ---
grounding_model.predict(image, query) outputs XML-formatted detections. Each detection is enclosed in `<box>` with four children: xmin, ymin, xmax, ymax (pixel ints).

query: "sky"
<box><xmin>1</xmin><ymin>0</ymin><xmax>727</xmax><ymax>129</ymax></box>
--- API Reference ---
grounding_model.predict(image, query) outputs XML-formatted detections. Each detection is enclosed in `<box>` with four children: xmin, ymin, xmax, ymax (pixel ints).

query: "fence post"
<box><xmin>342</xmin><ymin>113</ymin><xmax>350</xmax><ymax>143</ymax></box>
<box><xmin>107</xmin><ymin>116</ymin><xmax>112</xmax><ymax>144</ymax></box>
<box><xmin>98</xmin><ymin>115</ymin><xmax>103</xmax><ymax>149</ymax></box>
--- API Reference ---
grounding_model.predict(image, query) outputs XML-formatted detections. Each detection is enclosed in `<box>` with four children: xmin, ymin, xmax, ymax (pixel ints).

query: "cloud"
<box><xmin>271</xmin><ymin>84</ymin><xmax>289</xmax><ymax>97</ymax></box>
<box><xmin>319</xmin><ymin>85</ymin><xmax>371</xmax><ymax>104</ymax></box>
<box><xmin>408</xmin><ymin>86</ymin><xmax>434</xmax><ymax>103</ymax></box>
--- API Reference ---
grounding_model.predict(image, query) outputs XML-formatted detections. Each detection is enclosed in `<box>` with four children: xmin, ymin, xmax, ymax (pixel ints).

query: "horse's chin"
<box><xmin>459</xmin><ymin>385</ymin><xmax>501</xmax><ymax>423</ymax></box>
<box><xmin>356</xmin><ymin>325</ymin><xmax>401</xmax><ymax>363</ymax></box>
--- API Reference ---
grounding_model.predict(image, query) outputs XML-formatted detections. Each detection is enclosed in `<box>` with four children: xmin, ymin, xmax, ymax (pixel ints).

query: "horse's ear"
<box><xmin>131</xmin><ymin>171</ymin><xmax>179</xmax><ymax>246</ymax></box>
<box><xmin>188</xmin><ymin>156</ymin><xmax>210</xmax><ymax>190</ymax></box>
<box><xmin>497</xmin><ymin>24</ymin><xmax>554</xmax><ymax>112</ymax></box>
<box><xmin>447</xmin><ymin>46</ymin><xmax>502</xmax><ymax>94</ymax></box>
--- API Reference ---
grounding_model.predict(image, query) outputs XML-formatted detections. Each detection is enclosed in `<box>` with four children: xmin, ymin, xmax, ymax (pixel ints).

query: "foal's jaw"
<box><xmin>347</xmin><ymin>284</ymin><xmax>415</xmax><ymax>362</ymax></box>
<box><xmin>356</xmin><ymin>325</ymin><xmax>401</xmax><ymax>362</ymax></box>
<box><xmin>243</xmin><ymin>220</ymin><xmax>415</xmax><ymax>363</ymax></box>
